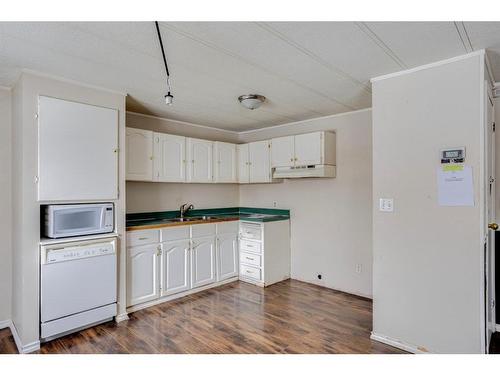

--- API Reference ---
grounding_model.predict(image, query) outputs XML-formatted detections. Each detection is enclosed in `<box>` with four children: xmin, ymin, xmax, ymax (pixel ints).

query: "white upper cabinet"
<box><xmin>271</xmin><ymin>136</ymin><xmax>295</xmax><ymax>168</ymax></box>
<box><xmin>187</xmin><ymin>138</ymin><xmax>214</xmax><ymax>183</ymax></box>
<box><xmin>126</xmin><ymin>127</ymin><xmax>153</xmax><ymax>182</ymax></box>
<box><xmin>237</xmin><ymin>143</ymin><xmax>250</xmax><ymax>183</ymax></box>
<box><xmin>154</xmin><ymin>133</ymin><xmax>186</xmax><ymax>182</ymax></box>
<box><xmin>249</xmin><ymin>140</ymin><xmax>272</xmax><ymax>183</ymax></box>
<box><xmin>214</xmin><ymin>142</ymin><xmax>237</xmax><ymax>183</ymax></box>
<box><xmin>38</xmin><ymin>96</ymin><xmax>118</xmax><ymax>201</ymax></box>
<box><xmin>271</xmin><ymin>131</ymin><xmax>336</xmax><ymax>168</ymax></box>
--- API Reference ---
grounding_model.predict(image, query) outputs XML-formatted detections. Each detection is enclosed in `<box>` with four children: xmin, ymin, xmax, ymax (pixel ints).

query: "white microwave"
<box><xmin>43</xmin><ymin>203</ymin><xmax>114</xmax><ymax>239</ymax></box>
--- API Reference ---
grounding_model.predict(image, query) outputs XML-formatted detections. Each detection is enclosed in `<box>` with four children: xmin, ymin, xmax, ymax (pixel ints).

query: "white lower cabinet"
<box><xmin>191</xmin><ymin>236</ymin><xmax>217</xmax><ymax>288</ymax></box>
<box><xmin>126</xmin><ymin>222</ymin><xmax>238</xmax><ymax>309</ymax></box>
<box><xmin>161</xmin><ymin>239</ymin><xmax>191</xmax><ymax>296</ymax></box>
<box><xmin>217</xmin><ymin>233</ymin><xmax>239</xmax><ymax>281</ymax></box>
<box><xmin>126</xmin><ymin>243</ymin><xmax>161</xmax><ymax>306</ymax></box>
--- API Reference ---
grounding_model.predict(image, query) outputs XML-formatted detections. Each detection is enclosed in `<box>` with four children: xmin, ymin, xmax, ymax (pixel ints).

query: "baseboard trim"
<box><xmin>371</xmin><ymin>332</ymin><xmax>430</xmax><ymax>354</ymax></box>
<box><xmin>291</xmin><ymin>276</ymin><xmax>373</xmax><ymax>300</ymax></box>
<box><xmin>127</xmin><ymin>277</ymin><xmax>239</xmax><ymax>314</ymax></box>
<box><xmin>9</xmin><ymin>320</ymin><xmax>40</xmax><ymax>354</ymax></box>
<box><xmin>0</xmin><ymin>319</ymin><xmax>11</xmax><ymax>330</ymax></box>
<box><xmin>115</xmin><ymin>313</ymin><xmax>129</xmax><ymax>323</ymax></box>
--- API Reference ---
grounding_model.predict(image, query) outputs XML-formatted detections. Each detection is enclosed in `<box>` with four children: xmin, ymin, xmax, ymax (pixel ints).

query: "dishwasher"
<box><xmin>40</xmin><ymin>237</ymin><xmax>117</xmax><ymax>341</ymax></box>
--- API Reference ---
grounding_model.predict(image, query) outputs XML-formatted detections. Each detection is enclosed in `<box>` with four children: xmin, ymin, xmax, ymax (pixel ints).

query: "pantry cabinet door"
<box><xmin>214</xmin><ymin>142</ymin><xmax>237</xmax><ymax>183</ymax></box>
<box><xmin>38</xmin><ymin>96</ymin><xmax>119</xmax><ymax>200</ymax></box>
<box><xmin>191</xmin><ymin>236</ymin><xmax>217</xmax><ymax>289</ymax></box>
<box><xmin>126</xmin><ymin>127</ymin><xmax>154</xmax><ymax>182</ymax></box>
<box><xmin>271</xmin><ymin>136</ymin><xmax>295</xmax><ymax>168</ymax></box>
<box><xmin>154</xmin><ymin>133</ymin><xmax>186</xmax><ymax>182</ymax></box>
<box><xmin>127</xmin><ymin>244</ymin><xmax>160</xmax><ymax>307</ymax></box>
<box><xmin>187</xmin><ymin>138</ymin><xmax>213</xmax><ymax>183</ymax></box>
<box><xmin>161</xmin><ymin>240</ymin><xmax>191</xmax><ymax>296</ymax></box>
<box><xmin>237</xmin><ymin>144</ymin><xmax>250</xmax><ymax>183</ymax></box>
<box><xmin>217</xmin><ymin>233</ymin><xmax>238</xmax><ymax>281</ymax></box>
<box><xmin>249</xmin><ymin>140</ymin><xmax>271</xmax><ymax>183</ymax></box>
<box><xmin>294</xmin><ymin>132</ymin><xmax>323</xmax><ymax>166</ymax></box>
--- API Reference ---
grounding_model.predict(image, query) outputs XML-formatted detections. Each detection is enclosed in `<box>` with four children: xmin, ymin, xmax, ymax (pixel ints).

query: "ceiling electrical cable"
<box><xmin>155</xmin><ymin>21</ymin><xmax>174</xmax><ymax>105</ymax></box>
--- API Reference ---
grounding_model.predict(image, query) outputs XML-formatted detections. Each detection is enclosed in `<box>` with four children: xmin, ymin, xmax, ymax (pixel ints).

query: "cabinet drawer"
<box><xmin>240</xmin><ymin>264</ymin><xmax>261</xmax><ymax>281</ymax></box>
<box><xmin>161</xmin><ymin>226</ymin><xmax>190</xmax><ymax>242</ymax></box>
<box><xmin>239</xmin><ymin>222</ymin><xmax>262</xmax><ymax>241</ymax></box>
<box><xmin>217</xmin><ymin>221</ymin><xmax>238</xmax><ymax>235</ymax></box>
<box><xmin>191</xmin><ymin>223</ymin><xmax>216</xmax><ymax>238</ymax></box>
<box><xmin>239</xmin><ymin>239</ymin><xmax>262</xmax><ymax>254</ymax></box>
<box><xmin>127</xmin><ymin>229</ymin><xmax>160</xmax><ymax>247</ymax></box>
<box><xmin>240</xmin><ymin>251</ymin><xmax>261</xmax><ymax>267</ymax></box>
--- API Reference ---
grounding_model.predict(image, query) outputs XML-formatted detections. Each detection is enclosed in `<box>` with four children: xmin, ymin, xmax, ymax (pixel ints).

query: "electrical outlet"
<box><xmin>355</xmin><ymin>264</ymin><xmax>362</xmax><ymax>274</ymax></box>
<box><xmin>379</xmin><ymin>198</ymin><xmax>394</xmax><ymax>212</ymax></box>
<box><xmin>273</xmin><ymin>201</ymin><xmax>277</xmax><ymax>208</ymax></box>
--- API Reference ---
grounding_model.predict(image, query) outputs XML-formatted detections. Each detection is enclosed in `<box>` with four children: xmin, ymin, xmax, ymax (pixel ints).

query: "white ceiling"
<box><xmin>1</xmin><ymin>21</ymin><xmax>500</xmax><ymax>131</ymax></box>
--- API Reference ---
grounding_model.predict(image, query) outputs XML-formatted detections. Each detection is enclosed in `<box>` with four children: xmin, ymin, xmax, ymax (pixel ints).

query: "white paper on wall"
<box><xmin>437</xmin><ymin>165</ymin><xmax>474</xmax><ymax>207</ymax></box>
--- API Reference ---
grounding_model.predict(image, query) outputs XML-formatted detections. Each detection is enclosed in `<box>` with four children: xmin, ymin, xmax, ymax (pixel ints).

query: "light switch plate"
<box><xmin>379</xmin><ymin>198</ymin><xmax>394</xmax><ymax>212</ymax></box>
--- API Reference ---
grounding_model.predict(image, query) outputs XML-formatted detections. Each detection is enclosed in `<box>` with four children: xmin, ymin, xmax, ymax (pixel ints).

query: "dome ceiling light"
<box><xmin>238</xmin><ymin>94</ymin><xmax>266</xmax><ymax>110</ymax></box>
<box><xmin>155</xmin><ymin>21</ymin><xmax>174</xmax><ymax>105</ymax></box>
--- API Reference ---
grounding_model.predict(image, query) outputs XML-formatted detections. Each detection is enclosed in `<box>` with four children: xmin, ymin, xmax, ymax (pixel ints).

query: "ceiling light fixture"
<box><xmin>238</xmin><ymin>94</ymin><xmax>266</xmax><ymax>110</ymax></box>
<box><xmin>155</xmin><ymin>21</ymin><xmax>174</xmax><ymax>106</ymax></box>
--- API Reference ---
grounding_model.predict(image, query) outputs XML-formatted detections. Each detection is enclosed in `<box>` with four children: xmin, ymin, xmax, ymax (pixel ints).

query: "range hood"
<box><xmin>273</xmin><ymin>165</ymin><xmax>336</xmax><ymax>179</ymax></box>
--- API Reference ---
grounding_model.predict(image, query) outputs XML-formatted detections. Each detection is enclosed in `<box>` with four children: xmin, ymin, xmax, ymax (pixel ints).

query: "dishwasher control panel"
<box><xmin>42</xmin><ymin>239</ymin><xmax>116</xmax><ymax>264</ymax></box>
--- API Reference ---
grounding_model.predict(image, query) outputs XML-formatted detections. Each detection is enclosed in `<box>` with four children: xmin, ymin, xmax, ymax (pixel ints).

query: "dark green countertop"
<box><xmin>126</xmin><ymin>207</ymin><xmax>290</xmax><ymax>230</ymax></box>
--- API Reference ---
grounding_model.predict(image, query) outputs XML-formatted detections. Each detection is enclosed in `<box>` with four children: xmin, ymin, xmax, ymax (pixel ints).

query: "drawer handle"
<box><xmin>246</xmin><ymin>244</ymin><xmax>254</xmax><ymax>248</ymax></box>
<box><xmin>246</xmin><ymin>270</ymin><xmax>252</xmax><ymax>273</ymax></box>
<box><xmin>245</xmin><ymin>257</ymin><xmax>254</xmax><ymax>261</ymax></box>
<box><xmin>138</xmin><ymin>237</ymin><xmax>148</xmax><ymax>240</ymax></box>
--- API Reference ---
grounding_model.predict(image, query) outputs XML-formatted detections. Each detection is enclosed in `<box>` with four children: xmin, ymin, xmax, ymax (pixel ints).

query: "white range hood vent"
<box><xmin>273</xmin><ymin>165</ymin><xmax>336</xmax><ymax>179</ymax></box>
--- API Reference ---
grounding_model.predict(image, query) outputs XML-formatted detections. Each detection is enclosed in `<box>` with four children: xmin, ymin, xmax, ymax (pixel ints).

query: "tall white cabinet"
<box><xmin>126</xmin><ymin>128</ymin><xmax>153</xmax><ymax>182</ymax></box>
<box><xmin>38</xmin><ymin>96</ymin><xmax>119</xmax><ymax>200</ymax></box>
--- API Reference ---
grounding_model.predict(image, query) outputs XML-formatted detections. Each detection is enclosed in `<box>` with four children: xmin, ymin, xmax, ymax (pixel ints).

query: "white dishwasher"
<box><xmin>40</xmin><ymin>237</ymin><xmax>117</xmax><ymax>340</ymax></box>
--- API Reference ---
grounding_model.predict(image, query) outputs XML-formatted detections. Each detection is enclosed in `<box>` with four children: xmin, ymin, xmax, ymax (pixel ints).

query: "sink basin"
<box><xmin>167</xmin><ymin>216</ymin><xmax>214</xmax><ymax>222</ymax></box>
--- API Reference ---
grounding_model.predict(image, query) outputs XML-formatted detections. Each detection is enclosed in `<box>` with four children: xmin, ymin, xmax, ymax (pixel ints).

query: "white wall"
<box><xmin>371</xmin><ymin>53</ymin><xmax>485</xmax><ymax>353</ymax></box>
<box><xmin>126</xmin><ymin>112</ymin><xmax>240</xmax><ymax>213</ymax></box>
<box><xmin>495</xmin><ymin>96</ymin><xmax>500</xmax><ymax>219</ymax></box>
<box><xmin>0</xmin><ymin>88</ymin><xmax>12</xmax><ymax>323</ymax></box>
<box><xmin>238</xmin><ymin>109</ymin><xmax>373</xmax><ymax>297</ymax></box>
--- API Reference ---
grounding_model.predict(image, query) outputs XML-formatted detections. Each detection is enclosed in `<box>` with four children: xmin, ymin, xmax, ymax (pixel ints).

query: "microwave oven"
<box><xmin>43</xmin><ymin>203</ymin><xmax>114</xmax><ymax>239</ymax></box>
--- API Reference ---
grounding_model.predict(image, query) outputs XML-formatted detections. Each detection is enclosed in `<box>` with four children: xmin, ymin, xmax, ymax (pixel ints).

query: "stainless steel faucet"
<box><xmin>179</xmin><ymin>203</ymin><xmax>194</xmax><ymax>219</ymax></box>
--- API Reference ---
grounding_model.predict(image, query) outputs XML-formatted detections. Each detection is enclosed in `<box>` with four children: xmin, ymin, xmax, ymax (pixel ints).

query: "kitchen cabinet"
<box><xmin>187</xmin><ymin>138</ymin><xmax>213</xmax><ymax>183</ymax></box>
<box><xmin>238</xmin><ymin>220</ymin><xmax>291</xmax><ymax>287</ymax></box>
<box><xmin>126</xmin><ymin>127</ymin><xmax>153</xmax><ymax>181</ymax></box>
<box><xmin>217</xmin><ymin>233</ymin><xmax>239</xmax><ymax>281</ymax></box>
<box><xmin>214</xmin><ymin>141</ymin><xmax>237</xmax><ymax>183</ymax></box>
<box><xmin>271</xmin><ymin>131</ymin><xmax>336</xmax><ymax>168</ymax></box>
<box><xmin>237</xmin><ymin>140</ymin><xmax>272</xmax><ymax>183</ymax></box>
<box><xmin>237</xmin><ymin>144</ymin><xmax>250</xmax><ymax>183</ymax></box>
<box><xmin>270</xmin><ymin>135</ymin><xmax>295</xmax><ymax>168</ymax></box>
<box><xmin>38</xmin><ymin>96</ymin><xmax>119</xmax><ymax>200</ymax></box>
<box><xmin>154</xmin><ymin>133</ymin><xmax>186</xmax><ymax>182</ymax></box>
<box><xmin>127</xmin><ymin>243</ymin><xmax>160</xmax><ymax>306</ymax></box>
<box><xmin>191</xmin><ymin>236</ymin><xmax>217</xmax><ymax>288</ymax></box>
<box><xmin>161</xmin><ymin>239</ymin><xmax>191</xmax><ymax>296</ymax></box>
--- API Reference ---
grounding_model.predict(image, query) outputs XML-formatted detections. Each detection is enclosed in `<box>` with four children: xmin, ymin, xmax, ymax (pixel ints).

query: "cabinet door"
<box><xmin>271</xmin><ymin>136</ymin><xmax>295</xmax><ymax>168</ymax></box>
<box><xmin>126</xmin><ymin>127</ymin><xmax>153</xmax><ymax>181</ymax></box>
<box><xmin>294</xmin><ymin>132</ymin><xmax>323</xmax><ymax>166</ymax></box>
<box><xmin>161</xmin><ymin>239</ymin><xmax>191</xmax><ymax>296</ymax></box>
<box><xmin>38</xmin><ymin>96</ymin><xmax>118</xmax><ymax>200</ymax></box>
<box><xmin>187</xmin><ymin>138</ymin><xmax>213</xmax><ymax>183</ymax></box>
<box><xmin>191</xmin><ymin>236</ymin><xmax>217</xmax><ymax>289</ymax></box>
<box><xmin>154</xmin><ymin>133</ymin><xmax>186</xmax><ymax>182</ymax></box>
<box><xmin>249</xmin><ymin>140</ymin><xmax>271</xmax><ymax>183</ymax></box>
<box><xmin>237</xmin><ymin>144</ymin><xmax>250</xmax><ymax>183</ymax></box>
<box><xmin>217</xmin><ymin>233</ymin><xmax>238</xmax><ymax>281</ymax></box>
<box><xmin>127</xmin><ymin>244</ymin><xmax>160</xmax><ymax>307</ymax></box>
<box><xmin>214</xmin><ymin>142</ymin><xmax>237</xmax><ymax>183</ymax></box>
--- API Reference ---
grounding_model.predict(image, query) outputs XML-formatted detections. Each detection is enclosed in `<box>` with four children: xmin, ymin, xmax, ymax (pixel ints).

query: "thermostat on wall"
<box><xmin>440</xmin><ymin>147</ymin><xmax>465</xmax><ymax>164</ymax></box>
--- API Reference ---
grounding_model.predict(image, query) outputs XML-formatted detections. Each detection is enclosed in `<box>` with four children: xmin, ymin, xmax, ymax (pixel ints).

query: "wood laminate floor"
<box><xmin>0</xmin><ymin>280</ymin><xmax>406</xmax><ymax>354</ymax></box>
